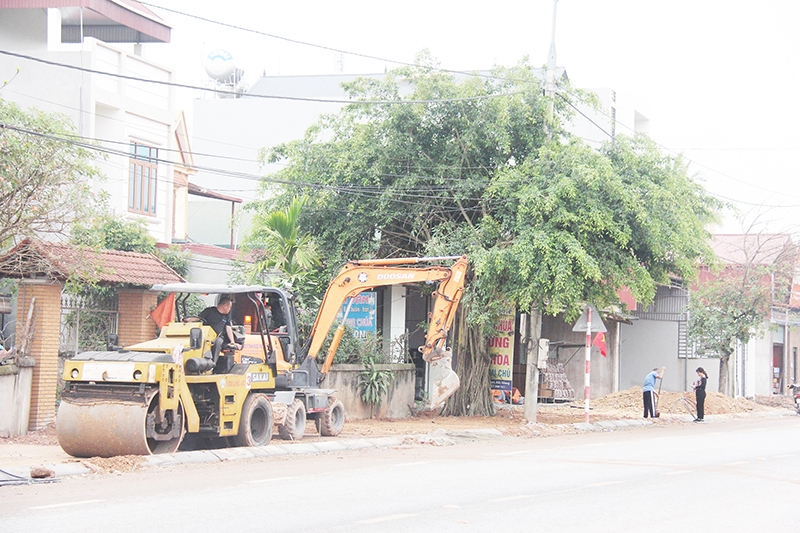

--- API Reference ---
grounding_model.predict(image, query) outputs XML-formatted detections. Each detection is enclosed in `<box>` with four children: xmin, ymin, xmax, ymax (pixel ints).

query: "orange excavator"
<box><xmin>56</xmin><ymin>255</ymin><xmax>468</xmax><ymax>457</ymax></box>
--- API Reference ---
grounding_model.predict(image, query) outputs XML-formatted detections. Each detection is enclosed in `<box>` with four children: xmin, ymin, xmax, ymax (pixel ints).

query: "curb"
<box><xmin>2</xmin><ymin>411</ymin><xmax>793</xmax><ymax>483</ymax></box>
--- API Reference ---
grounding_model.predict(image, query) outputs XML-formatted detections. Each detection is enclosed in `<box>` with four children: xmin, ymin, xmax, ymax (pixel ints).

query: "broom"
<box><xmin>654</xmin><ymin>374</ymin><xmax>663</xmax><ymax>418</ymax></box>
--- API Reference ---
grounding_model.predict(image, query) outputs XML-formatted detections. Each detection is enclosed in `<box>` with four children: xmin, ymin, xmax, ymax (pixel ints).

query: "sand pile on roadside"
<box><xmin>591</xmin><ymin>386</ymin><xmax>775</xmax><ymax>417</ymax></box>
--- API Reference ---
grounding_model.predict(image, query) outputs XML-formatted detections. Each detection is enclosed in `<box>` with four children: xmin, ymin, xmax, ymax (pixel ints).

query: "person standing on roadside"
<box><xmin>693</xmin><ymin>367</ymin><xmax>708</xmax><ymax>422</ymax></box>
<box><xmin>643</xmin><ymin>366</ymin><xmax>665</xmax><ymax>418</ymax></box>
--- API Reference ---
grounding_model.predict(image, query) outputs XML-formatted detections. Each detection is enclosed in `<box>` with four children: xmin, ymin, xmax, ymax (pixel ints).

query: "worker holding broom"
<box><xmin>643</xmin><ymin>367</ymin><xmax>666</xmax><ymax>418</ymax></box>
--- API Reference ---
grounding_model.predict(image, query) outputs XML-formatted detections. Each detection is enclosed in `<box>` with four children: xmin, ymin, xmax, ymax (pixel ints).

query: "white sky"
<box><xmin>144</xmin><ymin>0</ymin><xmax>800</xmax><ymax>235</ymax></box>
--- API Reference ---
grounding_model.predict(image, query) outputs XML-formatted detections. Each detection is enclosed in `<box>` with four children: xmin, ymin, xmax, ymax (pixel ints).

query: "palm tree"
<box><xmin>243</xmin><ymin>196</ymin><xmax>320</xmax><ymax>288</ymax></box>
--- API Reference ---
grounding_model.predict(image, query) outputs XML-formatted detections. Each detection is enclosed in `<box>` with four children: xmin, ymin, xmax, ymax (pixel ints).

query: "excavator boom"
<box><xmin>307</xmin><ymin>255</ymin><xmax>469</xmax><ymax>409</ymax></box>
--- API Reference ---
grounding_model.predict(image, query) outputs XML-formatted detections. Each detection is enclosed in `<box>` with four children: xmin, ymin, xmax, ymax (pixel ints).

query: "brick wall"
<box><xmin>16</xmin><ymin>280</ymin><xmax>63</xmax><ymax>431</ymax></box>
<box><xmin>117</xmin><ymin>289</ymin><xmax>158</xmax><ymax>346</ymax></box>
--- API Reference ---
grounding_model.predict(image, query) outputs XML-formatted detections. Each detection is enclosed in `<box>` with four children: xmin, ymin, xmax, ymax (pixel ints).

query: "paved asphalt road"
<box><xmin>1</xmin><ymin>415</ymin><xmax>798</xmax><ymax>532</ymax></box>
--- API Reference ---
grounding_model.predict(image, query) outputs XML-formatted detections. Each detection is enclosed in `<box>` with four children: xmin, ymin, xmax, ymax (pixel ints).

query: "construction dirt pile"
<box><xmin>592</xmin><ymin>386</ymin><xmax>774</xmax><ymax>417</ymax></box>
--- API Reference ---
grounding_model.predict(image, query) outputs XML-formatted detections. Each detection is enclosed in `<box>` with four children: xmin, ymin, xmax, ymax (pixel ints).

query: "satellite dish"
<box><xmin>204</xmin><ymin>49</ymin><xmax>235</xmax><ymax>81</ymax></box>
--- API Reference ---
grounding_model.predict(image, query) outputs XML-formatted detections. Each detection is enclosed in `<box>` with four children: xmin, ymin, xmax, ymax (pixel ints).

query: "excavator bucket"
<box><xmin>427</xmin><ymin>350</ymin><xmax>460</xmax><ymax>410</ymax></box>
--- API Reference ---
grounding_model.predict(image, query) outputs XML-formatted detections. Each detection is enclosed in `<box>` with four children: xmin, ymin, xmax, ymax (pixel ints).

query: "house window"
<box><xmin>129</xmin><ymin>143</ymin><xmax>158</xmax><ymax>215</ymax></box>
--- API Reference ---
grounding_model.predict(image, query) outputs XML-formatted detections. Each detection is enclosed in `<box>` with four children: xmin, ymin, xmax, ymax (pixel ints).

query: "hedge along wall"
<box><xmin>325</xmin><ymin>363</ymin><xmax>416</xmax><ymax>419</ymax></box>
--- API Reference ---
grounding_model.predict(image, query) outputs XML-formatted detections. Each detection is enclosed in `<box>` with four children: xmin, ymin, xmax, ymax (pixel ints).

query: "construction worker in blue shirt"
<box><xmin>643</xmin><ymin>366</ymin><xmax>665</xmax><ymax>418</ymax></box>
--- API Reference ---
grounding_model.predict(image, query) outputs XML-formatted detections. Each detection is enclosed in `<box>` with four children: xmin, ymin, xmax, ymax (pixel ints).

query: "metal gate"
<box><xmin>60</xmin><ymin>293</ymin><xmax>118</xmax><ymax>356</ymax></box>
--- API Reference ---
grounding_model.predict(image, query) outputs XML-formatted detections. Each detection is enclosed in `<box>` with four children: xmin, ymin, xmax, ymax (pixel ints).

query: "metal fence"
<box><xmin>60</xmin><ymin>293</ymin><xmax>118</xmax><ymax>356</ymax></box>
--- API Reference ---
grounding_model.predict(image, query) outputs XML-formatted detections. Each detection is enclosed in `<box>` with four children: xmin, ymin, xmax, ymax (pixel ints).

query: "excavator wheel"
<box><xmin>315</xmin><ymin>398</ymin><xmax>345</xmax><ymax>437</ymax></box>
<box><xmin>278</xmin><ymin>399</ymin><xmax>306</xmax><ymax>440</ymax></box>
<box><xmin>57</xmin><ymin>392</ymin><xmax>185</xmax><ymax>458</ymax></box>
<box><xmin>234</xmin><ymin>393</ymin><xmax>273</xmax><ymax>447</ymax></box>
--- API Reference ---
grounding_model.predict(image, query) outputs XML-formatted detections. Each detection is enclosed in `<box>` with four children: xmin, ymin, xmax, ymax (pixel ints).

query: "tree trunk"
<box><xmin>718</xmin><ymin>352</ymin><xmax>730</xmax><ymax>395</ymax></box>
<box><xmin>523</xmin><ymin>308</ymin><xmax>543</xmax><ymax>422</ymax></box>
<box><xmin>442</xmin><ymin>308</ymin><xmax>494</xmax><ymax>416</ymax></box>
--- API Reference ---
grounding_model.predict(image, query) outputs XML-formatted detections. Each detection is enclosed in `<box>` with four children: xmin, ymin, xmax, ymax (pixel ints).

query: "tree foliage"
<box><xmin>0</xmin><ymin>98</ymin><xmax>100</xmax><ymax>247</ymax></box>
<box><xmin>253</xmin><ymin>55</ymin><xmax>722</xmax><ymax>413</ymax></box>
<box><xmin>241</xmin><ymin>196</ymin><xmax>323</xmax><ymax>307</ymax></box>
<box><xmin>72</xmin><ymin>213</ymin><xmax>156</xmax><ymax>253</ymax></box>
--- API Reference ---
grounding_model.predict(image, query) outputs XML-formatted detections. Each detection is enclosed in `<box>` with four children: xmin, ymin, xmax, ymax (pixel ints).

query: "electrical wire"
<box><xmin>139</xmin><ymin>1</ymin><xmax>536</xmax><ymax>86</ymax></box>
<box><xmin>557</xmin><ymin>85</ymin><xmax>800</xmax><ymax>202</ymax></box>
<box><xmin>0</xmin><ymin>50</ymin><xmax>522</xmax><ymax>105</ymax></box>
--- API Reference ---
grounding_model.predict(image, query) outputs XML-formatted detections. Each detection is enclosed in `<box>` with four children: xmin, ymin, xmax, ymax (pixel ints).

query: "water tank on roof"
<box><xmin>204</xmin><ymin>49</ymin><xmax>236</xmax><ymax>81</ymax></box>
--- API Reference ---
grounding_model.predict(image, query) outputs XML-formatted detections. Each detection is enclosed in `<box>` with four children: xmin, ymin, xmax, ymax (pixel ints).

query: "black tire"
<box><xmin>315</xmin><ymin>398</ymin><xmax>345</xmax><ymax>437</ymax></box>
<box><xmin>234</xmin><ymin>393</ymin><xmax>273</xmax><ymax>447</ymax></box>
<box><xmin>278</xmin><ymin>399</ymin><xmax>307</xmax><ymax>440</ymax></box>
<box><xmin>146</xmin><ymin>395</ymin><xmax>185</xmax><ymax>454</ymax></box>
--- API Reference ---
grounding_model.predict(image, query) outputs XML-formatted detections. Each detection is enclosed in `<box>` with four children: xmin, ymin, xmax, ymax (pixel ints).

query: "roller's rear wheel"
<box><xmin>234</xmin><ymin>393</ymin><xmax>274</xmax><ymax>447</ymax></box>
<box><xmin>278</xmin><ymin>399</ymin><xmax>306</xmax><ymax>440</ymax></box>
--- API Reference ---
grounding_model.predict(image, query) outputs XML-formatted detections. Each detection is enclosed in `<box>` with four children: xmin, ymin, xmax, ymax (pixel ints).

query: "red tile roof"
<box><xmin>0</xmin><ymin>239</ymin><xmax>183</xmax><ymax>286</ymax></box>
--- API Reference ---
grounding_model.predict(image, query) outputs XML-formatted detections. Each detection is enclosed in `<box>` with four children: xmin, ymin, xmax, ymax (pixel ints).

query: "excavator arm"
<box><xmin>306</xmin><ymin>255</ymin><xmax>469</xmax><ymax>408</ymax></box>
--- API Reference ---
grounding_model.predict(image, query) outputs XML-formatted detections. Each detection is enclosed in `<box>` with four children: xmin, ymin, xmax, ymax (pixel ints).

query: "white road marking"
<box><xmin>355</xmin><ymin>514</ymin><xmax>417</xmax><ymax>524</ymax></box>
<box><xmin>584</xmin><ymin>481</ymin><xmax>624</xmax><ymax>488</ymax></box>
<box><xmin>723</xmin><ymin>461</ymin><xmax>748</xmax><ymax>466</ymax></box>
<box><xmin>443</xmin><ymin>505</ymin><xmax>460</xmax><ymax>509</ymax></box>
<box><xmin>246</xmin><ymin>476</ymin><xmax>297</xmax><ymax>484</ymax></box>
<box><xmin>774</xmin><ymin>454</ymin><xmax>794</xmax><ymax>458</ymax></box>
<box><xmin>393</xmin><ymin>461</ymin><xmax>433</xmax><ymax>467</ymax></box>
<box><xmin>496</xmin><ymin>450</ymin><xmax>537</xmax><ymax>456</ymax></box>
<box><xmin>489</xmin><ymin>494</ymin><xmax>536</xmax><ymax>502</ymax></box>
<box><xmin>29</xmin><ymin>499</ymin><xmax>105</xmax><ymax>510</ymax></box>
<box><xmin>661</xmin><ymin>470</ymin><xmax>694</xmax><ymax>476</ymax></box>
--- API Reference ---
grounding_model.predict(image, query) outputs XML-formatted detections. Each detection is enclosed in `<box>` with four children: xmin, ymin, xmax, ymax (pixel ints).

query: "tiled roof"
<box><xmin>711</xmin><ymin>234</ymin><xmax>795</xmax><ymax>266</ymax></box>
<box><xmin>156</xmin><ymin>242</ymin><xmax>254</xmax><ymax>262</ymax></box>
<box><xmin>0</xmin><ymin>239</ymin><xmax>183</xmax><ymax>286</ymax></box>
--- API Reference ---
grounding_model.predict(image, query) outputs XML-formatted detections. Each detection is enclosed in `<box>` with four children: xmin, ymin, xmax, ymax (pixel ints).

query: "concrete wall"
<box><xmin>325</xmin><ymin>363</ymin><xmax>415</xmax><ymax>419</ymax></box>
<box><xmin>752</xmin><ymin>326</ymin><xmax>775</xmax><ymax>396</ymax></box>
<box><xmin>620</xmin><ymin>319</ymin><xmax>678</xmax><ymax>391</ymax></box>
<box><xmin>0</xmin><ymin>8</ymin><xmax>47</xmax><ymax>50</ymax></box>
<box><xmin>0</xmin><ymin>360</ymin><xmax>34</xmax><ymax>437</ymax></box>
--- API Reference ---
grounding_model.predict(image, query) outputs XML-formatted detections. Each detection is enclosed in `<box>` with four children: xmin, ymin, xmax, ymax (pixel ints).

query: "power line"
<box><xmin>0</xmin><ymin>50</ymin><xmax>522</xmax><ymax>106</ymax></box>
<box><xmin>140</xmin><ymin>1</ymin><xmax>534</xmax><ymax>85</ymax></box>
<box><xmin>0</xmin><ymin>123</ymin><xmax>497</xmax><ymax>210</ymax></box>
<box><xmin>557</xmin><ymin>86</ymin><xmax>800</xmax><ymax>202</ymax></box>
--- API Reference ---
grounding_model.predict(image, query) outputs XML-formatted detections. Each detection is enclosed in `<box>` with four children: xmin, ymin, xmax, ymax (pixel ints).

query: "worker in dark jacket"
<box><xmin>185</xmin><ymin>297</ymin><xmax>241</xmax><ymax>350</ymax></box>
<box><xmin>693</xmin><ymin>367</ymin><xmax>708</xmax><ymax>422</ymax></box>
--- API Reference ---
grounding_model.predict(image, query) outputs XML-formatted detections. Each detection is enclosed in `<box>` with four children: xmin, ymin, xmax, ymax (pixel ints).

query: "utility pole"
<box><xmin>545</xmin><ymin>0</ymin><xmax>559</xmax><ymax>102</ymax></box>
<box><xmin>524</xmin><ymin>0</ymin><xmax>559</xmax><ymax>423</ymax></box>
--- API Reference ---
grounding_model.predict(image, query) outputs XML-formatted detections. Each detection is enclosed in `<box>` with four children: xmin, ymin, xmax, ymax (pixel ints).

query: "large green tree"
<box><xmin>0</xmin><ymin>98</ymin><xmax>99</xmax><ymax>247</ymax></box>
<box><xmin>254</xmin><ymin>56</ymin><xmax>721</xmax><ymax>414</ymax></box>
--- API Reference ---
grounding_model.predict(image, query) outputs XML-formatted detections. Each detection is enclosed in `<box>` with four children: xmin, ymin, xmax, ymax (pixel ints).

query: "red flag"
<box><xmin>148</xmin><ymin>292</ymin><xmax>176</xmax><ymax>328</ymax></box>
<box><xmin>592</xmin><ymin>332</ymin><xmax>607</xmax><ymax>357</ymax></box>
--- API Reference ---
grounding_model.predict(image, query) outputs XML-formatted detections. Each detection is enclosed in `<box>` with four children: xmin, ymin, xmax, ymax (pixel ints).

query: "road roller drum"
<box><xmin>57</xmin><ymin>386</ymin><xmax>184</xmax><ymax>458</ymax></box>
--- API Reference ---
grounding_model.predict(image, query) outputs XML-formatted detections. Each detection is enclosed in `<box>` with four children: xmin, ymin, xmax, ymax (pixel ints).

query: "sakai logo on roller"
<box><xmin>246</xmin><ymin>372</ymin><xmax>272</xmax><ymax>388</ymax></box>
